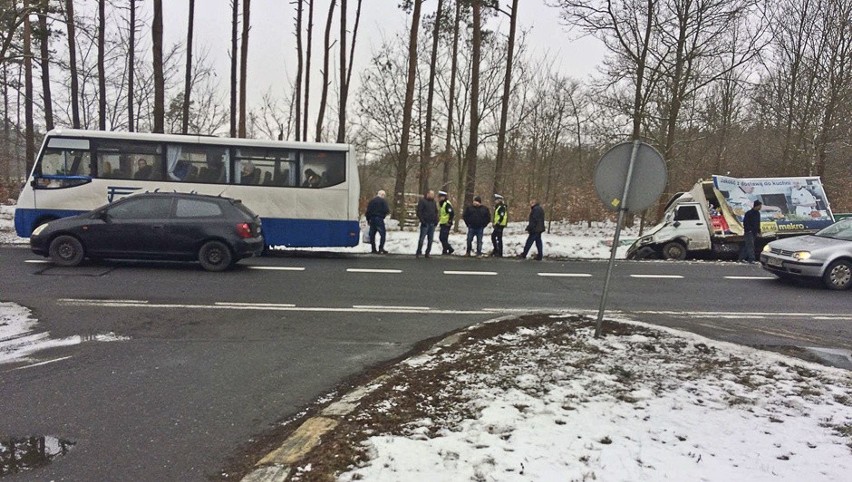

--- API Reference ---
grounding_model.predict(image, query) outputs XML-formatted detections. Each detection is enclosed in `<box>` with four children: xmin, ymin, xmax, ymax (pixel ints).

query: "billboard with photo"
<box><xmin>712</xmin><ymin>175</ymin><xmax>835</xmax><ymax>233</ymax></box>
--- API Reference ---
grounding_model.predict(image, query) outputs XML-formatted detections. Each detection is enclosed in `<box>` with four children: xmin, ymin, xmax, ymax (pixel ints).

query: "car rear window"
<box><xmin>175</xmin><ymin>198</ymin><xmax>224</xmax><ymax>218</ymax></box>
<box><xmin>231</xmin><ymin>200</ymin><xmax>258</xmax><ymax>220</ymax></box>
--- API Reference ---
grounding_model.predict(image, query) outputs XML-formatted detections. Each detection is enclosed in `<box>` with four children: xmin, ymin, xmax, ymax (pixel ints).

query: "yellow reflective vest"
<box><xmin>439</xmin><ymin>200</ymin><xmax>454</xmax><ymax>225</ymax></box>
<box><xmin>493</xmin><ymin>203</ymin><xmax>508</xmax><ymax>227</ymax></box>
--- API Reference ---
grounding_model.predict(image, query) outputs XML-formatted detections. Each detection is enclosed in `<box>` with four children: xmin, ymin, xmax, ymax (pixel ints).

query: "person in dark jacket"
<box><xmin>365</xmin><ymin>190</ymin><xmax>390</xmax><ymax>254</ymax></box>
<box><xmin>416</xmin><ymin>190</ymin><xmax>439</xmax><ymax>258</ymax></box>
<box><xmin>463</xmin><ymin>196</ymin><xmax>490</xmax><ymax>256</ymax></box>
<box><xmin>438</xmin><ymin>190</ymin><xmax>455</xmax><ymax>255</ymax></box>
<box><xmin>738</xmin><ymin>200</ymin><xmax>762</xmax><ymax>263</ymax></box>
<box><xmin>519</xmin><ymin>199</ymin><xmax>545</xmax><ymax>260</ymax></box>
<box><xmin>491</xmin><ymin>194</ymin><xmax>508</xmax><ymax>257</ymax></box>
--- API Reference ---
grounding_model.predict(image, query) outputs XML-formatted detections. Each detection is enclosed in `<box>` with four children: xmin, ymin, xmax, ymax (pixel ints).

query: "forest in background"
<box><xmin>1</xmin><ymin>0</ymin><xmax>850</xmax><ymax>222</ymax></box>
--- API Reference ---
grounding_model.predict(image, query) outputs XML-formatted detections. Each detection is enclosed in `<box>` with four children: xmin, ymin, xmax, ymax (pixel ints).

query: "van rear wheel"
<box><xmin>662</xmin><ymin>242</ymin><xmax>686</xmax><ymax>260</ymax></box>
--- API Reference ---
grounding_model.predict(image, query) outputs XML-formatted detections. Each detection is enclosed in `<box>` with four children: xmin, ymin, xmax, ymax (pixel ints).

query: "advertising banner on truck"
<box><xmin>713</xmin><ymin>175</ymin><xmax>835</xmax><ymax>234</ymax></box>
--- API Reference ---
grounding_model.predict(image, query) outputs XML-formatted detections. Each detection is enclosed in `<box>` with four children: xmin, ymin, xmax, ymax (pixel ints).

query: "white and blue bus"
<box><xmin>15</xmin><ymin>129</ymin><xmax>361</xmax><ymax>248</ymax></box>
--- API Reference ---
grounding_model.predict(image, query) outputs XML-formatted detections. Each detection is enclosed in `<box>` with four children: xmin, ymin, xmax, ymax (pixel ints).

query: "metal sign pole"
<box><xmin>594</xmin><ymin>140</ymin><xmax>641</xmax><ymax>338</ymax></box>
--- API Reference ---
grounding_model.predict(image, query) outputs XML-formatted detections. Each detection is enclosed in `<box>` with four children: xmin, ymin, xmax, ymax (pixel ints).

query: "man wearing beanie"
<box><xmin>462</xmin><ymin>196</ymin><xmax>490</xmax><ymax>257</ymax></box>
<box><xmin>739</xmin><ymin>199</ymin><xmax>762</xmax><ymax>263</ymax></box>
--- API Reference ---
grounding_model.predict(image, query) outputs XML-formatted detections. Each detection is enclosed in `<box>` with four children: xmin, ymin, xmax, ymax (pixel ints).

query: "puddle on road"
<box><xmin>0</xmin><ymin>435</ymin><xmax>75</xmax><ymax>477</ymax></box>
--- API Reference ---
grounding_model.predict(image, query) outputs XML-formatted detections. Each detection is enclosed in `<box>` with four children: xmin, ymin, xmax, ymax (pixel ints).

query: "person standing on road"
<box><xmin>463</xmin><ymin>196</ymin><xmax>490</xmax><ymax>257</ymax></box>
<box><xmin>365</xmin><ymin>190</ymin><xmax>390</xmax><ymax>254</ymax></box>
<box><xmin>739</xmin><ymin>200</ymin><xmax>762</xmax><ymax>263</ymax></box>
<box><xmin>491</xmin><ymin>194</ymin><xmax>508</xmax><ymax>257</ymax></box>
<box><xmin>438</xmin><ymin>190</ymin><xmax>455</xmax><ymax>255</ymax></box>
<box><xmin>416</xmin><ymin>190</ymin><xmax>439</xmax><ymax>258</ymax></box>
<box><xmin>518</xmin><ymin>199</ymin><xmax>545</xmax><ymax>260</ymax></box>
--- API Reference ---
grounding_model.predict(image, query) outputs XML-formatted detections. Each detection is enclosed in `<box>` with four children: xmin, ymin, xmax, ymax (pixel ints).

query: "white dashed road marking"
<box><xmin>25</xmin><ymin>259</ymin><xmax>51</xmax><ymax>264</ymax></box>
<box><xmin>629</xmin><ymin>274</ymin><xmax>684</xmax><ymax>279</ymax></box>
<box><xmin>247</xmin><ymin>266</ymin><xmax>306</xmax><ymax>271</ymax></box>
<box><xmin>215</xmin><ymin>302</ymin><xmax>296</xmax><ymax>308</ymax></box>
<box><xmin>537</xmin><ymin>273</ymin><xmax>592</xmax><ymax>278</ymax></box>
<box><xmin>724</xmin><ymin>276</ymin><xmax>776</xmax><ymax>280</ymax></box>
<box><xmin>58</xmin><ymin>298</ymin><xmax>149</xmax><ymax>304</ymax></box>
<box><xmin>352</xmin><ymin>305</ymin><xmax>430</xmax><ymax>311</ymax></box>
<box><xmin>346</xmin><ymin>268</ymin><xmax>403</xmax><ymax>274</ymax></box>
<box><xmin>443</xmin><ymin>270</ymin><xmax>498</xmax><ymax>276</ymax></box>
<box><xmin>12</xmin><ymin>356</ymin><xmax>73</xmax><ymax>371</ymax></box>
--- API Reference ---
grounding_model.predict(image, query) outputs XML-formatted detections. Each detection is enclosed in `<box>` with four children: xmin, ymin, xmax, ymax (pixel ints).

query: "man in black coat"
<box><xmin>738</xmin><ymin>200</ymin><xmax>762</xmax><ymax>263</ymax></box>
<box><xmin>519</xmin><ymin>199</ymin><xmax>545</xmax><ymax>260</ymax></box>
<box><xmin>462</xmin><ymin>196</ymin><xmax>490</xmax><ymax>256</ymax></box>
<box><xmin>416</xmin><ymin>190</ymin><xmax>439</xmax><ymax>258</ymax></box>
<box><xmin>365</xmin><ymin>190</ymin><xmax>390</xmax><ymax>254</ymax></box>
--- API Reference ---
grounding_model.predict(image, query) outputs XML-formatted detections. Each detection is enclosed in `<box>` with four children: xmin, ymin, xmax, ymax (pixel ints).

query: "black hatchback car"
<box><xmin>30</xmin><ymin>192</ymin><xmax>264</xmax><ymax>271</ymax></box>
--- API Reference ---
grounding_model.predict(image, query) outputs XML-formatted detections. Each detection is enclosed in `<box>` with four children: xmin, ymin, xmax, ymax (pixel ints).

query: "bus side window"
<box><xmin>37</xmin><ymin>148</ymin><xmax>93</xmax><ymax>188</ymax></box>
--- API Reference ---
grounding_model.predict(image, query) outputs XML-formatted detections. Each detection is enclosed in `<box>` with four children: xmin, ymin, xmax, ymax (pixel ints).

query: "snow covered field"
<box><xmin>295</xmin><ymin>314</ymin><xmax>852</xmax><ymax>481</ymax></box>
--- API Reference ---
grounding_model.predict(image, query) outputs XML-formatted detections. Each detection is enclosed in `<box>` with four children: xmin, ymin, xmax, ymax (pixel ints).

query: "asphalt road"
<box><xmin>1</xmin><ymin>246</ymin><xmax>850</xmax><ymax>481</ymax></box>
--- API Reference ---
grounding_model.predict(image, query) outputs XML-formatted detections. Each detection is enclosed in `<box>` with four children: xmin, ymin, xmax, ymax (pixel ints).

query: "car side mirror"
<box><xmin>30</xmin><ymin>178</ymin><xmax>38</xmax><ymax>188</ymax></box>
<box><xmin>673</xmin><ymin>221</ymin><xmax>681</xmax><ymax>228</ymax></box>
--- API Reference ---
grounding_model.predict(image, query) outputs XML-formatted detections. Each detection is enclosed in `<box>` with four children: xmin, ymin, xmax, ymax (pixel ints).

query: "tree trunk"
<box><xmin>182</xmin><ymin>0</ymin><xmax>195</xmax><ymax>134</ymax></box>
<box><xmin>294</xmin><ymin>0</ymin><xmax>303</xmax><ymax>141</ymax></box>
<box><xmin>128</xmin><ymin>0</ymin><xmax>135</xmax><ymax>132</ymax></box>
<box><xmin>315</xmin><ymin>0</ymin><xmax>336</xmax><ymax>142</ymax></box>
<box><xmin>303</xmin><ymin>0</ymin><xmax>314</xmax><ymax>141</ymax></box>
<box><xmin>152</xmin><ymin>0</ymin><xmax>164</xmax><ymax>133</ymax></box>
<box><xmin>492</xmin><ymin>0</ymin><xmax>518</xmax><ymax>197</ymax></box>
<box><xmin>336</xmin><ymin>0</ymin><xmax>347</xmax><ymax>143</ymax></box>
<box><xmin>98</xmin><ymin>0</ymin><xmax>106</xmax><ymax>130</ymax></box>
<box><xmin>442</xmin><ymin>0</ymin><xmax>461</xmax><ymax>188</ymax></box>
<box><xmin>463</xmin><ymin>0</ymin><xmax>482</xmax><ymax>208</ymax></box>
<box><xmin>230</xmin><ymin>0</ymin><xmax>239</xmax><ymax>137</ymax></box>
<box><xmin>38</xmin><ymin>1</ymin><xmax>54</xmax><ymax>131</ymax></box>
<box><xmin>24</xmin><ymin>0</ymin><xmax>35</xmax><ymax>174</ymax></box>
<box><xmin>238</xmin><ymin>0</ymin><xmax>251</xmax><ymax>138</ymax></box>
<box><xmin>420</xmin><ymin>0</ymin><xmax>443</xmax><ymax>194</ymax></box>
<box><xmin>392</xmin><ymin>0</ymin><xmax>423</xmax><ymax>221</ymax></box>
<box><xmin>65</xmin><ymin>0</ymin><xmax>80</xmax><ymax>129</ymax></box>
<box><xmin>339</xmin><ymin>0</ymin><xmax>362</xmax><ymax>143</ymax></box>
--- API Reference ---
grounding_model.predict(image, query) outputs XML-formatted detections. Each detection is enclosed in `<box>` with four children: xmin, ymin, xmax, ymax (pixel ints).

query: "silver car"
<box><xmin>760</xmin><ymin>218</ymin><xmax>852</xmax><ymax>290</ymax></box>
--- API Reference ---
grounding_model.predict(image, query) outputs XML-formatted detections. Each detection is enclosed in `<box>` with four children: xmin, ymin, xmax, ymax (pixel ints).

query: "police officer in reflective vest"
<box><xmin>438</xmin><ymin>190</ymin><xmax>455</xmax><ymax>255</ymax></box>
<box><xmin>491</xmin><ymin>194</ymin><xmax>508</xmax><ymax>257</ymax></box>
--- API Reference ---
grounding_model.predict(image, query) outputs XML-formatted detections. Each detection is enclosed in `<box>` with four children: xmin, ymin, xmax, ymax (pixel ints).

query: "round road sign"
<box><xmin>594</xmin><ymin>141</ymin><xmax>667</xmax><ymax>212</ymax></box>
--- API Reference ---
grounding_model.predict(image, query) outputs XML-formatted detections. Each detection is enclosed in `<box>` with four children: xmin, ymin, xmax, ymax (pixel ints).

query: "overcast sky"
<box><xmin>146</xmin><ymin>1</ymin><xmax>605</xmax><ymax>112</ymax></box>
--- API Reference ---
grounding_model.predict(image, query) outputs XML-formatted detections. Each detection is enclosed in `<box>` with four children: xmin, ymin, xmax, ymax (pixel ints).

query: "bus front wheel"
<box><xmin>49</xmin><ymin>235</ymin><xmax>85</xmax><ymax>267</ymax></box>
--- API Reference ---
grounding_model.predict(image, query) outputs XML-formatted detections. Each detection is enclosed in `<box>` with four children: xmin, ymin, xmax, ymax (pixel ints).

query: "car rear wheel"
<box><xmin>49</xmin><ymin>235</ymin><xmax>85</xmax><ymax>267</ymax></box>
<box><xmin>198</xmin><ymin>241</ymin><xmax>233</xmax><ymax>272</ymax></box>
<box><xmin>662</xmin><ymin>241</ymin><xmax>686</xmax><ymax>260</ymax></box>
<box><xmin>822</xmin><ymin>259</ymin><xmax>852</xmax><ymax>290</ymax></box>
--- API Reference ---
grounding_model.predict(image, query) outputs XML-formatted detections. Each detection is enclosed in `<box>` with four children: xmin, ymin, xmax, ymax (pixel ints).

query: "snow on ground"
<box><xmin>330</xmin><ymin>315</ymin><xmax>852</xmax><ymax>482</ymax></box>
<box><xmin>0</xmin><ymin>302</ymin><xmax>129</xmax><ymax>365</ymax></box>
<box><xmin>0</xmin><ymin>203</ymin><xmax>27</xmax><ymax>245</ymax></box>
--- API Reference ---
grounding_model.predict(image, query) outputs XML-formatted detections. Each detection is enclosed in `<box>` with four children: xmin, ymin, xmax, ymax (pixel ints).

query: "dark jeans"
<box><xmin>417</xmin><ymin>223</ymin><xmax>436</xmax><ymax>255</ymax></box>
<box><xmin>522</xmin><ymin>231</ymin><xmax>543</xmax><ymax>259</ymax></box>
<box><xmin>439</xmin><ymin>224</ymin><xmax>454</xmax><ymax>254</ymax></box>
<box><xmin>491</xmin><ymin>225</ymin><xmax>504</xmax><ymax>256</ymax></box>
<box><xmin>466</xmin><ymin>227</ymin><xmax>485</xmax><ymax>255</ymax></box>
<box><xmin>739</xmin><ymin>231</ymin><xmax>756</xmax><ymax>262</ymax></box>
<box><xmin>369</xmin><ymin>218</ymin><xmax>386</xmax><ymax>252</ymax></box>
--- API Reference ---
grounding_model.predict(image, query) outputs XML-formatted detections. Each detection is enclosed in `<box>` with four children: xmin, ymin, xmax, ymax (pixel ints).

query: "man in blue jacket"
<box><xmin>739</xmin><ymin>200</ymin><xmax>762</xmax><ymax>263</ymax></box>
<box><xmin>519</xmin><ymin>199</ymin><xmax>545</xmax><ymax>260</ymax></box>
<box><xmin>365</xmin><ymin>190</ymin><xmax>390</xmax><ymax>254</ymax></box>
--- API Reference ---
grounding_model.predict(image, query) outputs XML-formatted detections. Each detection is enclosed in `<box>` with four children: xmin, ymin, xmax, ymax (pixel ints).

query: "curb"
<box><xmin>240</xmin><ymin>314</ymin><xmax>522</xmax><ymax>482</ymax></box>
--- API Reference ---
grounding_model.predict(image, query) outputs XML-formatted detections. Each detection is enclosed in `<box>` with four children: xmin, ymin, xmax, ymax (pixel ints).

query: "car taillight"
<box><xmin>236</xmin><ymin>222</ymin><xmax>252</xmax><ymax>239</ymax></box>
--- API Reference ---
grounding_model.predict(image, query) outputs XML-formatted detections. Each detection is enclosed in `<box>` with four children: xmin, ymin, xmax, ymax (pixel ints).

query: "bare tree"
<box><xmin>492</xmin><ymin>0</ymin><xmax>519</xmax><ymax>196</ymax></box>
<box><xmin>98</xmin><ymin>0</ymin><xmax>106</xmax><ymax>129</ymax></box>
<box><xmin>338</xmin><ymin>0</ymin><xmax>363</xmax><ymax>143</ymax></box>
<box><xmin>37</xmin><ymin>0</ymin><xmax>53</xmax><ymax>131</ymax></box>
<box><xmin>152</xmin><ymin>0</ymin><xmax>164</xmax><ymax>133</ymax></box>
<box><xmin>230</xmin><ymin>0</ymin><xmax>238</xmax><ymax>137</ymax></box>
<box><xmin>315</xmin><ymin>0</ymin><xmax>336</xmax><ymax>141</ymax></box>
<box><xmin>392</xmin><ymin>0</ymin><xmax>423</xmax><ymax>220</ymax></box>
<box><xmin>23</xmin><ymin>0</ymin><xmax>35</xmax><ymax>173</ymax></box>
<box><xmin>238</xmin><ymin>0</ymin><xmax>251</xmax><ymax>138</ymax></box>
<box><xmin>182</xmin><ymin>0</ymin><xmax>195</xmax><ymax>134</ymax></box>
<box><xmin>65</xmin><ymin>0</ymin><xmax>80</xmax><ymax>128</ymax></box>
<box><xmin>442</xmin><ymin>0</ymin><xmax>462</xmax><ymax>187</ymax></box>
<box><xmin>462</xmin><ymin>0</ymin><xmax>482</xmax><ymax>207</ymax></box>
<box><xmin>419</xmin><ymin>0</ymin><xmax>444</xmax><ymax>193</ymax></box>
<box><xmin>294</xmin><ymin>0</ymin><xmax>303</xmax><ymax>141</ymax></box>
<box><xmin>128</xmin><ymin>0</ymin><xmax>136</xmax><ymax>131</ymax></box>
<box><xmin>303</xmin><ymin>0</ymin><xmax>314</xmax><ymax>141</ymax></box>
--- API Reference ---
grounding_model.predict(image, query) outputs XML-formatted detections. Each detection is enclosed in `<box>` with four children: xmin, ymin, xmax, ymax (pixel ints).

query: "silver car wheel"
<box><xmin>829</xmin><ymin>263</ymin><xmax>851</xmax><ymax>288</ymax></box>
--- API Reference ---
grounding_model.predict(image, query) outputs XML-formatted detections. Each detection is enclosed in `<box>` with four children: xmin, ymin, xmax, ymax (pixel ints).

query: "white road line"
<box><xmin>724</xmin><ymin>276</ymin><xmax>776</xmax><ymax>280</ymax></box>
<box><xmin>247</xmin><ymin>266</ymin><xmax>306</xmax><ymax>271</ymax></box>
<box><xmin>25</xmin><ymin>259</ymin><xmax>51</xmax><ymax>264</ymax></box>
<box><xmin>632</xmin><ymin>310</ymin><xmax>840</xmax><ymax>318</ymax></box>
<box><xmin>443</xmin><ymin>270</ymin><xmax>498</xmax><ymax>276</ymax></box>
<box><xmin>718</xmin><ymin>315</ymin><xmax>765</xmax><ymax>319</ymax></box>
<box><xmin>629</xmin><ymin>274</ymin><xmax>684</xmax><ymax>279</ymax></box>
<box><xmin>353</xmin><ymin>305</ymin><xmax>431</xmax><ymax>310</ymax></box>
<box><xmin>58</xmin><ymin>300</ymin><xmax>485</xmax><ymax>315</ymax></box>
<box><xmin>813</xmin><ymin>317</ymin><xmax>852</xmax><ymax>321</ymax></box>
<box><xmin>346</xmin><ymin>268</ymin><xmax>403</xmax><ymax>274</ymax></box>
<box><xmin>57</xmin><ymin>298</ymin><xmax>149</xmax><ymax>304</ymax></box>
<box><xmin>537</xmin><ymin>273</ymin><xmax>592</xmax><ymax>278</ymax></box>
<box><xmin>12</xmin><ymin>356</ymin><xmax>73</xmax><ymax>371</ymax></box>
<box><xmin>214</xmin><ymin>302</ymin><xmax>296</xmax><ymax>308</ymax></box>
